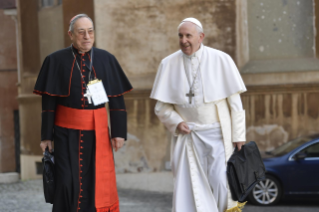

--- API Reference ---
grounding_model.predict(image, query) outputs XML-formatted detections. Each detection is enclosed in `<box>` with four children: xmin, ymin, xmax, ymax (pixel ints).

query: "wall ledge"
<box><xmin>241</xmin><ymin>58</ymin><xmax>319</xmax><ymax>74</ymax></box>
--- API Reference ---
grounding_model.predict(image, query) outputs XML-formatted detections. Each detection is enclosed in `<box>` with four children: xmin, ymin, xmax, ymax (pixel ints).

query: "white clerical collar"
<box><xmin>183</xmin><ymin>43</ymin><xmax>204</xmax><ymax>60</ymax></box>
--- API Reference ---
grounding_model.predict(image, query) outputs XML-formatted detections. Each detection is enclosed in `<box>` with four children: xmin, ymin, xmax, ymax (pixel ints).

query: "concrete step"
<box><xmin>0</xmin><ymin>172</ymin><xmax>19</xmax><ymax>184</ymax></box>
<box><xmin>116</xmin><ymin>172</ymin><xmax>173</xmax><ymax>193</ymax></box>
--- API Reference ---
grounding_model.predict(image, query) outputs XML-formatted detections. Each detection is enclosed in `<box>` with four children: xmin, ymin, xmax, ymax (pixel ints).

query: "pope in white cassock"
<box><xmin>150</xmin><ymin>18</ymin><xmax>247</xmax><ymax>212</ymax></box>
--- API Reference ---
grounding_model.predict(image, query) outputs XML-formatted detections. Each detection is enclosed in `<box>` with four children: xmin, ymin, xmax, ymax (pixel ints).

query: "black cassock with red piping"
<box><xmin>34</xmin><ymin>45</ymin><xmax>132</xmax><ymax>212</ymax></box>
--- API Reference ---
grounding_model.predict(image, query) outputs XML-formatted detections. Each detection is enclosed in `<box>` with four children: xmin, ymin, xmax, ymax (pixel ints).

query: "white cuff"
<box><xmin>231</xmin><ymin>110</ymin><xmax>246</xmax><ymax>142</ymax></box>
<box><xmin>167</xmin><ymin>114</ymin><xmax>184</xmax><ymax>136</ymax></box>
<box><xmin>154</xmin><ymin>101</ymin><xmax>184</xmax><ymax>136</ymax></box>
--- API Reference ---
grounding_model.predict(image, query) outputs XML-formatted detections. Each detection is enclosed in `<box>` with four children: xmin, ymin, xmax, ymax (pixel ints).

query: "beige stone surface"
<box><xmin>116</xmin><ymin>172</ymin><xmax>173</xmax><ymax>192</ymax></box>
<box><xmin>247</xmin><ymin>0</ymin><xmax>314</xmax><ymax>60</ymax></box>
<box><xmin>242</xmin><ymin>70</ymin><xmax>319</xmax><ymax>86</ymax></box>
<box><xmin>94</xmin><ymin>0</ymin><xmax>237</xmax><ymax>89</ymax></box>
<box><xmin>20</xmin><ymin>154</ymin><xmax>42</xmax><ymax>180</ymax></box>
<box><xmin>117</xmin><ymin>91</ymin><xmax>171</xmax><ymax>173</ymax></box>
<box><xmin>236</xmin><ymin>0</ymin><xmax>249</xmax><ymax>69</ymax></box>
<box><xmin>0</xmin><ymin>72</ymin><xmax>19</xmax><ymax>173</ymax></box>
<box><xmin>0</xmin><ymin>10</ymin><xmax>17</xmax><ymax>70</ymax></box>
<box><xmin>38</xmin><ymin>5</ymin><xmax>64</xmax><ymax>63</ymax></box>
<box><xmin>0</xmin><ymin>9</ymin><xmax>18</xmax><ymax>173</ymax></box>
<box><xmin>0</xmin><ymin>172</ymin><xmax>19</xmax><ymax>184</ymax></box>
<box><xmin>16</xmin><ymin>0</ymin><xmax>41</xmax><ymax>77</ymax></box>
<box><xmin>243</xmin><ymin>84</ymin><xmax>319</xmax><ymax>151</ymax></box>
<box><xmin>246</xmin><ymin>124</ymin><xmax>289</xmax><ymax>152</ymax></box>
<box><xmin>18</xmin><ymin>95</ymin><xmax>42</xmax><ymax>156</ymax></box>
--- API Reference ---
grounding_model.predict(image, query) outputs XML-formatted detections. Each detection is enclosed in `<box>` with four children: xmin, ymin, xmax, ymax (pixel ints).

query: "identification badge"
<box><xmin>87</xmin><ymin>79</ymin><xmax>109</xmax><ymax>106</ymax></box>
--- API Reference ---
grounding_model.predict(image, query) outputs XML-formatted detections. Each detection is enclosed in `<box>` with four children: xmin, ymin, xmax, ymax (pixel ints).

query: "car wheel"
<box><xmin>248</xmin><ymin>175</ymin><xmax>282</xmax><ymax>206</ymax></box>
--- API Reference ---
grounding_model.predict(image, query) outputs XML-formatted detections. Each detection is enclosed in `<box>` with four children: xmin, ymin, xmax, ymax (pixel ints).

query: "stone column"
<box><xmin>0</xmin><ymin>8</ymin><xmax>19</xmax><ymax>182</ymax></box>
<box><xmin>16</xmin><ymin>0</ymin><xmax>42</xmax><ymax>180</ymax></box>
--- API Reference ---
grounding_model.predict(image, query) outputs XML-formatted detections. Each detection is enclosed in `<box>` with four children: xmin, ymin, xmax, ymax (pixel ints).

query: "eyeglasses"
<box><xmin>77</xmin><ymin>29</ymin><xmax>94</xmax><ymax>36</ymax></box>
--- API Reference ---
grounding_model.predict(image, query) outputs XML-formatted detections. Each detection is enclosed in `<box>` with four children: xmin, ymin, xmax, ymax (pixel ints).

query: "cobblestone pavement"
<box><xmin>0</xmin><ymin>180</ymin><xmax>318</xmax><ymax>212</ymax></box>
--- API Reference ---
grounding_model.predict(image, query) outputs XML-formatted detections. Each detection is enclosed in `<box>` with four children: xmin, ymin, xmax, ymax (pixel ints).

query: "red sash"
<box><xmin>55</xmin><ymin>105</ymin><xmax>119</xmax><ymax>212</ymax></box>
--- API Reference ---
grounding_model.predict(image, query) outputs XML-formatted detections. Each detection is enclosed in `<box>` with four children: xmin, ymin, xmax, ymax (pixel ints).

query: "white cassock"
<box><xmin>150</xmin><ymin>44</ymin><xmax>247</xmax><ymax>212</ymax></box>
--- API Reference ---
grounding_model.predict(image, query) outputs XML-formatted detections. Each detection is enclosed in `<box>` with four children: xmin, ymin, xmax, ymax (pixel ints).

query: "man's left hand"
<box><xmin>233</xmin><ymin>142</ymin><xmax>245</xmax><ymax>151</ymax></box>
<box><xmin>111</xmin><ymin>137</ymin><xmax>125</xmax><ymax>152</ymax></box>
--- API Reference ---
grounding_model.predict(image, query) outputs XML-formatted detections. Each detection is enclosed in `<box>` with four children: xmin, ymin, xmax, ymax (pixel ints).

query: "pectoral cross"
<box><xmin>186</xmin><ymin>89</ymin><xmax>195</xmax><ymax>104</ymax></box>
<box><xmin>84</xmin><ymin>89</ymin><xmax>93</xmax><ymax>104</ymax></box>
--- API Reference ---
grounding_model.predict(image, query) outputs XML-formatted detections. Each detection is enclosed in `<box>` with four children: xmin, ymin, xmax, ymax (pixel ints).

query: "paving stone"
<box><xmin>0</xmin><ymin>180</ymin><xmax>318</xmax><ymax>212</ymax></box>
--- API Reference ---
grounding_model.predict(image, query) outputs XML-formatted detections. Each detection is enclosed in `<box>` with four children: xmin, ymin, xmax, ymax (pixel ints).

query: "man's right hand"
<box><xmin>177</xmin><ymin>122</ymin><xmax>191</xmax><ymax>134</ymax></box>
<box><xmin>40</xmin><ymin>140</ymin><xmax>53</xmax><ymax>153</ymax></box>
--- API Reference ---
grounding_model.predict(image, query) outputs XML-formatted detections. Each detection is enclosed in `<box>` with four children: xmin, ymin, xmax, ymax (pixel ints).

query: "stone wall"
<box><xmin>94</xmin><ymin>0</ymin><xmax>237</xmax><ymax>89</ymax></box>
<box><xmin>115</xmin><ymin>83</ymin><xmax>319</xmax><ymax>173</ymax></box>
<box><xmin>0</xmin><ymin>71</ymin><xmax>19</xmax><ymax>173</ymax></box>
<box><xmin>38</xmin><ymin>5</ymin><xmax>64</xmax><ymax>63</ymax></box>
<box><xmin>243</xmin><ymin>84</ymin><xmax>319</xmax><ymax>152</ymax></box>
<box><xmin>0</xmin><ymin>10</ymin><xmax>17</xmax><ymax>70</ymax></box>
<box><xmin>9</xmin><ymin>0</ymin><xmax>319</xmax><ymax>179</ymax></box>
<box><xmin>93</xmin><ymin>0</ymin><xmax>319</xmax><ymax>174</ymax></box>
<box><xmin>0</xmin><ymin>9</ymin><xmax>18</xmax><ymax>173</ymax></box>
<box><xmin>115</xmin><ymin>91</ymin><xmax>169</xmax><ymax>173</ymax></box>
<box><xmin>94</xmin><ymin>0</ymin><xmax>241</xmax><ymax>173</ymax></box>
<box><xmin>247</xmin><ymin>0</ymin><xmax>314</xmax><ymax>60</ymax></box>
<box><xmin>241</xmin><ymin>0</ymin><xmax>319</xmax><ymax>74</ymax></box>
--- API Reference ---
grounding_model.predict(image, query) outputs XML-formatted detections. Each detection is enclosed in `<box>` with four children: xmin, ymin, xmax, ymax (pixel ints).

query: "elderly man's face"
<box><xmin>178</xmin><ymin>22</ymin><xmax>204</xmax><ymax>55</ymax></box>
<box><xmin>68</xmin><ymin>17</ymin><xmax>94</xmax><ymax>52</ymax></box>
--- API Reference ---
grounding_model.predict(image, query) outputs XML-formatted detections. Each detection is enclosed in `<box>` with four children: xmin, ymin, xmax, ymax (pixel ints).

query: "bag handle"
<box><xmin>240</xmin><ymin>183</ymin><xmax>246</xmax><ymax>193</ymax></box>
<box><xmin>254</xmin><ymin>171</ymin><xmax>259</xmax><ymax>180</ymax></box>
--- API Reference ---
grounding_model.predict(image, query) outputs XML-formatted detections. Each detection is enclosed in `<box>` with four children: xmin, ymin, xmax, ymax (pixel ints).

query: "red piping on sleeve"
<box><xmin>107</xmin><ymin>88</ymin><xmax>133</xmax><ymax>97</ymax></box>
<box><xmin>109</xmin><ymin>109</ymin><xmax>126</xmax><ymax>112</ymax></box>
<box><xmin>77</xmin><ymin>130</ymin><xmax>83</xmax><ymax>212</ymax></box>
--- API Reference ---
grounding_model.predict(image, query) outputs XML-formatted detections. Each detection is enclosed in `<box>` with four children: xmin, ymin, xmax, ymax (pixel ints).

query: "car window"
<box><xmin>270</xmin><ymin>136</ymin><xmax>317</xmax><ymax>157</ymax></box>
<box><xmin>299</xmin><ymin>142</ymin><xmax>319</xmax><ymax>158</ymax></box>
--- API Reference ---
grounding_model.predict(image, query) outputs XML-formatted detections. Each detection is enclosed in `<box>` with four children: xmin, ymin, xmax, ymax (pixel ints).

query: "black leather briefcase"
<box><xmin>227</xmin><ymin>141</ymin><xmax>266</xmax><ymax>202</ymax></box>
<box><xmin>42</xmin><ymin>148</ymin><xmax>55</xmax><ymax>204</ymax></box>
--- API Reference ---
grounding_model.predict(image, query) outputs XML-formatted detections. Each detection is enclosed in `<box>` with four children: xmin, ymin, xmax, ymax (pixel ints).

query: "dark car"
<box><xmin>248</xmin><ymin>134</ymin><xmax>319</xmax><ymax>205</ymax></box>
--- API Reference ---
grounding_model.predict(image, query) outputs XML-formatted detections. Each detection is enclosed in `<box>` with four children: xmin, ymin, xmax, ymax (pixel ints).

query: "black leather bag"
<box><xmin>227</xmin><ymin>141</ymin><xmax>266</xmax><ymax>202</ymax></box>
<box><xmin>42</xmin><ymin>148</ymin><xmax>55</xmax><ymax>204</ymax></box>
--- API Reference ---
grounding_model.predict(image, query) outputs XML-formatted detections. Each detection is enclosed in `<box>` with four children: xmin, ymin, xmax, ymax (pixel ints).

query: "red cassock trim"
<box><xmin>109</xmin><ymin>109</ymin><xmax>126</xmax><ymax>112</ymax></box>
<box><xmin>96</xmin><ymin>201</ymin><xmax>120</xmax><ymax>212</ymax></box>
<box><xmin>80</xmin><ymin>55</ymin><xmax>85</xmax><ymax>109</ymax></box>
<box><xmin>107</xmin><ymin>88</ymin><xmax>133</xmax><ymax>97</ymax></box>
<box><xmin>77</xmin><ymin>130</ymin><xmax>83</xmax><ymax>211</ymax></box>
<box><xmin>54</xmin><ymin>105</ymin><xmax>119</xmax><ymax>212</ymax></box>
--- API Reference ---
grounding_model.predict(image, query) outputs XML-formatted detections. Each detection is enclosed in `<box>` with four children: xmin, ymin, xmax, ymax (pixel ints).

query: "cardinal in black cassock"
<box><xmin>34</xmin><ymin>14</ymin><xmax>132</xmax><ymax>212</ymax></box>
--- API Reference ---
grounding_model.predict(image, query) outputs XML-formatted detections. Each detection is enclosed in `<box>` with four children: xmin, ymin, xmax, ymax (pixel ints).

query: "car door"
<box><xmin>286</xmin><ymin>141</ymin><xmax>319</xmax><ymax>195</ymax></box>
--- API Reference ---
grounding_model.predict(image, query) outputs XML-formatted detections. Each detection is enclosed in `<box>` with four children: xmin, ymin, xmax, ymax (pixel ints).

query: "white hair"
<box><xmin>69</xmin><ymin>14</ymin><xmax>94</xmax><ymax>32</ymax></box>
<box><xmin>177</xmin><ymin>22</ymin><xmax>204</xmax><ymax>34</ymax></box>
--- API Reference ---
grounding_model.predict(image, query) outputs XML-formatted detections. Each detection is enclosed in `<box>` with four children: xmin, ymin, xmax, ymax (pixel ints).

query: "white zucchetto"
<box><xmin>180</xmin><ymin>17</ymin><xmax>203</xmax><ymax>30</ymax></box>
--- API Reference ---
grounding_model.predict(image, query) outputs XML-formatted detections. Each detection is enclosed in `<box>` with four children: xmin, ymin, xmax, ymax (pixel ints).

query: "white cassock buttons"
<box><xmin>186</xmin><ymin>141</ymin><xmax>202</xmax><ymax>211</ymax></box>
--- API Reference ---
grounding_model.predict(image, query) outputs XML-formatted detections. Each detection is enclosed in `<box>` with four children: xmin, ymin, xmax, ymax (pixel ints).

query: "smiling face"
<box><xmin>178</xmin><ymin>22</ymin><xmax>205</xmax><ymax>56</ymax></box>
<box><xmin>68</xmin><ymin>17</ymin><xmax>94</xmax><ymax>52</ymax></box>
